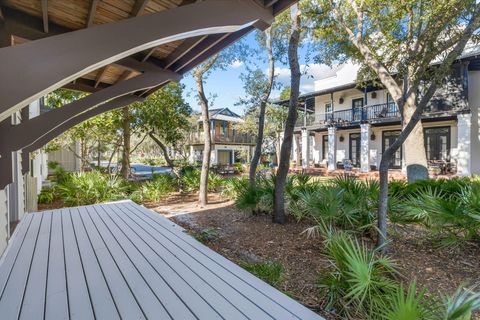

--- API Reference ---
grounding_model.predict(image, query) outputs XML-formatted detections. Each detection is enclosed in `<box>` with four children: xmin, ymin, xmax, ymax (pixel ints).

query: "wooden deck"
<box><xmin>0</xmin><ymin>200</ymin><xmax>323</xmax><ymax>320</ymax></box>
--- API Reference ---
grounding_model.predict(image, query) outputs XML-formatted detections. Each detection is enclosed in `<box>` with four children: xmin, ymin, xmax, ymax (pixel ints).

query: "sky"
<box><xmin>180</xmin><ymin>32</ymin><xmax>335</xmax><ymax>115</ymax></box>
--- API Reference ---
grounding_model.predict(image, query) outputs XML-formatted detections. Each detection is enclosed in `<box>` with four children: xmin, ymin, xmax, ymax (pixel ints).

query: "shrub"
<box><xmin>57</xmin><ymin>171</ymin><xmax>126</xmax><ymax>206</ymax></box>
<box><xmin>290</xmin><ymin>176</ymin><xmax>384</xmax><ymax>234</ymax></box>
<box><xmin>316</xmin><ymin>231</ymin><xmax>398</xmax><ymax>318</ymax></box>
<box><xmin>180</xmin><ymin>169</ymin><xmax>224</xmax><ymax>193</ymax></box>
<box><xmin>402</xmin><ymin>185</ymin><xmax>480</xmax><ymax>247</ymax></box>
<box><xmin>48</xmin><ymin>161</ymin><xmax>72</xmax><ymax>185</ymax></box>
<box><xmin>221</xmin><ymin>176</ymin><xmax>249</xmax><ymax>198</ymax></box>
<box><xmin>240</xmin><ymin>261</ymin><xmax>284</xmax><ymax>286</ymax></box>
<box><xmin>233</xmin><ymin>162</ymin><xmax>245</xmax><ymax>174</ymax></box>
<box><xmin>194</xmin><ymin>228</ymin><xmax>220</xmax><ymax>243</ymax></box>
<box><xmin>130</xmin><ymin>174</ymin><xmax>177</xmax><ymax>203</ymax></box>
<box><xmin>38</xmin><ymin>187</ymin><xmax>57</xmax><ymax>204</ymax></box>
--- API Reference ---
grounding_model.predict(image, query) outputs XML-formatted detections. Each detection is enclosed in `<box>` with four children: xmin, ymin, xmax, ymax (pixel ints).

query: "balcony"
<box><xmin>299</xmin><ymin>101</ymin><xmax>465</xmax><ymax>129</ymax></box>
<box><xmin>188</xmin><ymin>132</ymin><xmax>256</xmax><ymax>145</ymax></box>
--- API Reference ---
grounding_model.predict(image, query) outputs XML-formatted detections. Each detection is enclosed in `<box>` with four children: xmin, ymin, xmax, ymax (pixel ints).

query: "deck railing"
<box><xmin>296</xmin><ymin>101</ymin><xmax>463</xmax><ymax>128</ymax></box>
<box><xmin>188</xmin><ymin>132</ymin><xmax>256</xmax><ymax>144</ymax></box>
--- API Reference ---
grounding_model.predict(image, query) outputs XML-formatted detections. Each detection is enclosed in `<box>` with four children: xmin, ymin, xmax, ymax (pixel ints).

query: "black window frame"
<box><xmin>382</xmin><ymin>130</ymin><xmax>402</xmax><ymax>169</ymax></box>
<box><xmin>423</xmin><ymin>126</ymin><xmax>451</xmax><ymax>161</ymax></box>
<box><xmin>349</xmin><ymin>132</ymin><xmax>361</xmax><ymax>167</ymax></box>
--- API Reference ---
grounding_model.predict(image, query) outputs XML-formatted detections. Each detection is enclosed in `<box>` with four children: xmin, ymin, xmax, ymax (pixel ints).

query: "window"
<box><xmin>382</xmin><ymin>130</ymin><xmax>402</xmax><ymax>169</ymax></box>
<box><xmin>349</xmin><ymin>133</ymin><xmax>361</xmax><ymax>167</ymax></box>
<box><xmin>424</xmin><ymin>127</ymin><xmax>451</xmax><ymax>161</ymax></box>
<box><xmin>322</xmin><ymin>135</ymin><xmax>329</xmax><ymax>160</ymax></box>
<box><xmin>352</xmin><ymin>98</ymin><xmax>364</xmax><ymax>109</ymax></box>
<box><xmin>325</xmin><ymin>102</ymin><xmax>332</xmax><ymax>114</ymax></box>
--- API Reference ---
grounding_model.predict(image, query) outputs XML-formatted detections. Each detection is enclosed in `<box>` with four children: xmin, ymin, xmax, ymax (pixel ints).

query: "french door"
<box><xmin>382</xmin><ymin>131</ymin><xmax>402</xmax><ymax>169</ymax></box>
<box><xmin>424</xmin><ymin>127</ymin><xmax>450</xmax><ymax>161</ymax></box>
<box><xmin>349</xmin><ymin>133</ymin><xmax>361</xmax><ymax>167</ymax></box>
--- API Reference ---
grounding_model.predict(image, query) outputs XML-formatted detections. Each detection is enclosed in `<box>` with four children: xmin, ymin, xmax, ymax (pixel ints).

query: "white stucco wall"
<box><xmin>468</xmin><ymin>70</ymin><xmax>480</xmax><ymax>174</ymax></box>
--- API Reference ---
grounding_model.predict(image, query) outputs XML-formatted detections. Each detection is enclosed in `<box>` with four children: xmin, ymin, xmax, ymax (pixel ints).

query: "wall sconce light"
<box><xmin>339</xmin><ymin>135</ymin><xmax>344</xmax><ymax>142</ymax></box>
<box><xmin>339</xmin><ymin>97</ymin><xmax>344</xmax><ymax>104</ymax></box>
<box><xmin>370</xmin><ymin>133</ymin><xmax>376</xmax><ymax>141</ymax></box>
<box><xmin>371</xmin><ymin>91</ymin><xmax>377</xmax><ymax>99</ymax></box>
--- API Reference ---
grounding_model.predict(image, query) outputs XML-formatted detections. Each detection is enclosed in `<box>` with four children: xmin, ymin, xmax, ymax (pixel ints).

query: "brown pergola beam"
<box><xmin>131</xmin><ymin>0</ymin><xmax>150</xmax><ymax>17</ymax></box>
<box><xmin>86</xmin><ymin>0</ymin><xmax>99</xmax><ymax>28</ymax></box>
<box><xmin>0</xmin><ymin>0</ymin><xmax>276</xmax><ymax>122</ymax></box>
<box><xmin>23</xmin><ymin>95</ymin><xmax>143</xmax><ymax>158</ymax></box>
<box><xmin>41</xmin><ymin>0</ymin><xmax>49</xmax><ymax>33</ymax></box>
<box><xmin>94</xmin><ymin>66</ymin><xmax>109</xmax><ymax>88</ymax></box>
<box><xmin>116</xmin><ymin>70</ymin><xmax>133</xmax><ymax>84</ymax></box>
<box><xmin>178</xmin><ymin>27</ymin><xmax>254</xmax><ymax>74</ymax></box>
<box><xmin>169</xmin><ymin>33</ymin><xmax>230</xmax><ymax>73</ymax></box>
<box><xmin>163</xmin><ymin>35</ymin><xmax>207</xmax><ymax>69</ymax></box>
<box><xmin>0</xmin><ymin>68</ymin><xmax>180</xmax><ymax>159</ymax></box>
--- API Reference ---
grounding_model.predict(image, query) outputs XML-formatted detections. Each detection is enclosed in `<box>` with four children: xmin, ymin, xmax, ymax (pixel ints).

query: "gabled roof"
<box><xmin>209</xmin><ymin>107</ymin><xmax>242</xmax><ymax>119</ymax></box>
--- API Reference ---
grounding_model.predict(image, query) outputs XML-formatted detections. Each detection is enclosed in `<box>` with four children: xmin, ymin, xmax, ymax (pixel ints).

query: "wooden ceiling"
<box><xmin>0</xmin><ymin>0</ymin><xmax>287</xmax><ymax>95</ymax></box>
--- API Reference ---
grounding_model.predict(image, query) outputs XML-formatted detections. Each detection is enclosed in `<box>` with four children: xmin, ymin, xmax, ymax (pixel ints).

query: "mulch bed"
<box><xmin>152</xmin><ymin>198</ymin><xmax>480</xmax><ymax>320</ymax></box>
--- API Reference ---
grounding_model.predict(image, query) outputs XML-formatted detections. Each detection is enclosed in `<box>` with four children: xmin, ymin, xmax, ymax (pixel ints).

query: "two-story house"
<box><xmin>187</xmin><ymin>108</ymin><xmax>256</xmax><ymax>166</ymax></box>
<box><xmin>289</xmin><ymin>49</ymin><xmax>480</xmax><ymax>176</ymax></box>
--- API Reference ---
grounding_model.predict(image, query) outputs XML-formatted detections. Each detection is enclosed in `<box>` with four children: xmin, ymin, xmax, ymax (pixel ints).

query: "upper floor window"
<box><xmin>387</xmin><ymin>92</ymin><xmax>394</xmax><ymax>104</ymax></box>
<box><xmin>325</xmin><ymin>102</ymin><xmax>332</xmax><ymax>114</ymax></box>
<box><xmin>352</xmin><ymin>98</ymin><xmax>364</xmax><ymax>109</ymax></box>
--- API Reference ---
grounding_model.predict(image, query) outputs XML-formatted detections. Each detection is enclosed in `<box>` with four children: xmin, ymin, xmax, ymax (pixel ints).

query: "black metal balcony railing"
<box><xmin>298</xmin><ymin>101</ymin><xmax>463</xmax><ymax>128</ymax></box>
<box><xmin>188</xmin><ymin>132</ymin><xmax>256</xmax><ymax>144</ymax></box>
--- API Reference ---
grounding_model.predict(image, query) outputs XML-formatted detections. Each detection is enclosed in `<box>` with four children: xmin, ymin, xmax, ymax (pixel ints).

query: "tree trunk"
<box><xmin>377</xmin><ymin>155</ymin><xmax>390</xmax><ymax>249</ymax></box>
<box><xmin>195</xmin><ymin>73</ymin><xmax>211</xmax><ymax>207</ymax></box>
<box><xmin>97</xmin><ymin>140</ymin><xmax>101</xmax><ymax>168</ymax></box>
<box><xmin>273</xmin><ymin>6</ymin><xmax>301</xmax><ymax>224</ymax></box>
<box><xmin>148</xmin><ymin>132</ymin><xmax>175</xmax><ymax>167</ymax></box>
<box><xmin>249</xmin><ymin>27</ymin><xmax>275</xmax><ymax>186</ymax></box>
<box><xmin>403</xmin><ymin>101</ymin><xmax>428</xmax><ymax>182</ymax></box>
<box><xmin>120</xmin><ymin>106</ymin><xmax>131</xmax><ymax>179</ymax></box>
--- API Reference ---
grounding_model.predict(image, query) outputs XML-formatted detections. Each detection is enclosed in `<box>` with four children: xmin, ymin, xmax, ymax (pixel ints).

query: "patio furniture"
<box><xmin>0</xmin><ymin>201</ymin><xmax>322</xmax><ymax>320</ymax></box>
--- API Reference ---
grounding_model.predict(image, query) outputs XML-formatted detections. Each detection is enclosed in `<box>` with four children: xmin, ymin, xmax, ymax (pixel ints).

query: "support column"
<box><xmin>360</xmin><ymin>123</ymin><xmax>371</xmax><ymax>172</ymax></box>
<box><xmin>328</xmin><ymin>126</ymin><xmax>337</xmax><ymax>171</ymax></box>
<box><xmin>293</xmin><ymin>133</ymin><xmax>301</xmax><ymax>166</ymax></box>
<box><xmin>189</xmin><ymin>145</ymin><xmax>195</xmax><ymax>164</ymax></box>
<box><xmin>301</xmin><ymin>129</ymin><xmax>310</xmax><ymax>169</ymax></box>
<box><xmin>457</xmin><ymin>113</ymin><xmax>472</xmax><ymax>176</ymax></box>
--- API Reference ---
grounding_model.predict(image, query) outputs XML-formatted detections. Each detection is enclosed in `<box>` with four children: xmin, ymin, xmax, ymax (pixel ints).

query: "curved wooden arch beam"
<box><xmin>1</xmin><ymin>69</ymin><xmax>179</xmax><ymax>156</ymax></box>
<box><xmin>0</xmin><ymin>1</ymin><xmax>273</xmax><ymax>121</ymax></box>
<box><xmin>19</xmin><ymin>95</ymin><xmax>142</xmax><ymax>178</ymax></box>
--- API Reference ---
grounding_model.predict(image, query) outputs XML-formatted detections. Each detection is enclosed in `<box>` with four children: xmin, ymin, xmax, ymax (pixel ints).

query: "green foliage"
<box><xmin>240</xmin><ymin>261</ymin><xmax>284</xmax><ymax>286</ymax></box>
<box><xmin>133</xmin><ymin>83</ymin><xmax>192</xmax><ymax>156</ymax></box>
<box><xmin>221</xmin><ymin>176</ymin><xmax>249</xmax><ymax>198</ymax></box>
<box><xmin>442</xmin><ymin>286</ymin><xmax>480</xmax><ymax>320</ymax></box>
<box><xmin>38</xmin><ymin>187</ymin><xmax>57</xmax><ymax>204</ymax></box>
<box><xmin>316</xmin><ymin>231</ymin><xmax>398</xmax><ymax>318</ymax></box>
<box><xmin>290</xmin><ymin>176</ymin><xmax>385</xmax><ymax>234</ymax></box>
<box><xmin>233</xmin><ymin>162</ymin><xmax>245</xmax><ymax>174</ymax></box>
<box><xmin>194</xmin><ymin>228</ymin><xmax>220</xmax><ymax>243</ymax></box>
<box><xmin>381</xmin><ymin>281</ymin><xmax>435</xmax><ymax>320</ymax></box>
<box><xmin>57</xmin><ymin>171</ymin><xmax>127</xmax><ymax>206</ymax></box>
<box><xmin>402</xmin><ymin>184</ymin><xmax>480</xmax><ymax>247</ymax></box>
<box><xmin>130</xmin><ymin>174</ymin><xmax>177</xmax><ymax>203</ymax></box>
<box><xmin>180</xmin><ymin>169</ymin><xmax>224</xmax><ymax>193</ymax></box>
<box><xmin>48</xmin><ymin>161</ymin><xmax>72</xmax><ymax>185</ymax></box>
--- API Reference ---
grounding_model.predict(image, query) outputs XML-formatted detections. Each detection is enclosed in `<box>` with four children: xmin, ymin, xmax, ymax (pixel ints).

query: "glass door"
<box><xmin>349</xmin><ymin>133</ymin><xmax>361</xmax><ymax>167</ymax></box>
<box><xmin>424</xmin><ymin>127</ymin><xmax>450</xmax><ymax>161</ymax></box>
<box><xmin>352</xmin><ymin>98</ymin><xmax>364</xmax><ymax>122</ymax></box>
<box><xmin>382</xmin><ymin>131</ymin><xmax>402</xmax><ymax>169</ymax></box>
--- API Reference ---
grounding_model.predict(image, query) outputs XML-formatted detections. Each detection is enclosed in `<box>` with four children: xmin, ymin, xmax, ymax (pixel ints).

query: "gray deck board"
<box><xmin>0</xmin><ymin>200</ymin><xmax>323</xmax><ymax>320</ymax></box>
<box><xmin>45</xmin><ymin>209</ymin><xmax>69</xmax><ymax>320</ymax></box>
